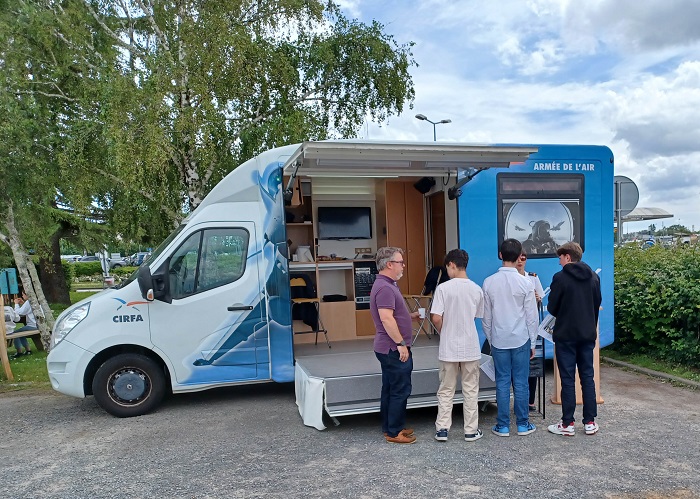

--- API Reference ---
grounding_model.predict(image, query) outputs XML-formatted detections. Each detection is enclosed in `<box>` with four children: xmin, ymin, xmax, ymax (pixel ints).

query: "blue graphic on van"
<box><xmin>180</xmin><ymin>161</ymin><xmax>294</xmax><ymax>384</ymax></box>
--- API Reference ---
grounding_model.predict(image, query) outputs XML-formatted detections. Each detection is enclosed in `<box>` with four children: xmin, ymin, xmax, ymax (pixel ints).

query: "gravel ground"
<box><xmin>1</xmin><ymin>364</ymin><xmax>698</xmax><ymax>499</ymax></box>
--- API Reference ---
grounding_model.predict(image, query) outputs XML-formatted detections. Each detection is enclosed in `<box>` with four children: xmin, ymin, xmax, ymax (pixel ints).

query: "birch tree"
<box><xmin>85</xmin><ymin>0</ymin><xmax>415</xmax><ymax>213</ymax></box>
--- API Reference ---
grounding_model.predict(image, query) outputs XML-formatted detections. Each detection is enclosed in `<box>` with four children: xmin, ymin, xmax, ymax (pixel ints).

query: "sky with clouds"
<box><xmin>337</xmin><ymin>0</ymin><xmax>700</xmax><ymax>233</ymax></box>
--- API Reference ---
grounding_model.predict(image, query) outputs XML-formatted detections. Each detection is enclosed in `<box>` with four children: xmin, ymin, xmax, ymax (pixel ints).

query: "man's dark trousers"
<box><xmin>375</xmin><ymin>349</ymin><xmax>413</xmax><ymax>437</ymax></box>
<box><xmin>555</xmin><ymin>340</ymin><xmax>597</xmax><ymax>425</ymax></box>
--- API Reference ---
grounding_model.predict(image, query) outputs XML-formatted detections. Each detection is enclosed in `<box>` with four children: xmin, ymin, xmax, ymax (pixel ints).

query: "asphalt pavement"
<box><xmin>1</xmin><ymin>363</ymin><xmax>698</xmax><ymax>498</ymax></box>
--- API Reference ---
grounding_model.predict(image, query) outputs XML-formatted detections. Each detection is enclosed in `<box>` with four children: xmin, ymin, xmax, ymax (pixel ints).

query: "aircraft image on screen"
<box><xmin>504</xmin><ymin>200</ymin><xmax>576</xmax><ymax>255</ymax></box>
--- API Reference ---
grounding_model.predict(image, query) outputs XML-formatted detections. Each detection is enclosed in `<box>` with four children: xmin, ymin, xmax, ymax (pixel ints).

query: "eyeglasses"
<box><xmin>389</xmin><ymin>260</ymin><xmax>405</xmax><ymax>266</ymax></box>
<box><xmin>519</xmin><ymin>255</ymin><xmax>527</xmax><ymax>260</ymax></box>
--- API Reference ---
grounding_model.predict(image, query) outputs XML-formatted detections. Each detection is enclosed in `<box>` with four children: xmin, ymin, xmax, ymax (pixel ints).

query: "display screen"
<box><xmin>317</xmin><ymin>207</ymin><xmax>372</xmax><ymax>240</ymax></box>
<box><xmin>497</xmin><ymin>173</ymin><xmax>584</xmax><ymax>258</ymax></box>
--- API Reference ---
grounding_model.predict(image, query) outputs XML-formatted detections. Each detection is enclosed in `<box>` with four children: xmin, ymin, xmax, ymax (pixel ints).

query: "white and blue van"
<box><xmin>47</xmin><ymin>141</ymin><xmax>614</xmax><ymax>425</ymax></box>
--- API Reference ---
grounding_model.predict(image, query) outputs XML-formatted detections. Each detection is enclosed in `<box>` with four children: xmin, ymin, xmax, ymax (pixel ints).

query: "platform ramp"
<box><xmin>295</xmin><ymin>344</ymin><xmax>496</xmax><ymax>429</ymax></box>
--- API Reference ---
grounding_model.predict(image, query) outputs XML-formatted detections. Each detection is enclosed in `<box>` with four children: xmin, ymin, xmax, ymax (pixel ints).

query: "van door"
<box><xmin>148</xmin><ymin>222</ymin><xmax>269</xmax><ymax>385</ymax></box>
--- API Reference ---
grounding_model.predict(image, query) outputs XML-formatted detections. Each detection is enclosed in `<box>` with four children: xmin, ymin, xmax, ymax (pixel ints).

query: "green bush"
<box><xmin>615</xmin><ymin>245</ymin><xmax>700</xmax><ymax>368</ymax></box>
<box><xmin>61</xmin><ymin>260</ymin><xmax>76</xmax><ymax>289</ymax></box>
<box><xmin>72</xmin><ymin>261</ymin><xmax>103</xmax><ymax>277</ymax></box>
<box><xmin>112</xmin><ymin>266</ymin><xmax>138</xmax><ymax>277</ymax></box>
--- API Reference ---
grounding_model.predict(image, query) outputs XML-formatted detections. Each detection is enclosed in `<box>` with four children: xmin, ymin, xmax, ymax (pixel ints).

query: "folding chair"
<box><xmin>403</xmin><ymin>266</ymin><xmax>449</xmax><ymax>343</ymax></box>
<box><xmin>290</xmin><ymin>276</ymin><xmax>330</xmax><ymax>348</ymax></box>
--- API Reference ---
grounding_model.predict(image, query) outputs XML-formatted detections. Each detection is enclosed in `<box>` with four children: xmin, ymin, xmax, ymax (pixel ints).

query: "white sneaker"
<box><xmin>584</xmin><ymin>421</ymin><xmax>599</xmax><ymax>435</ymax></box>
<box><xmin>548</xmin><ymin>420</ymin><xmax>575</xmax><ymax>436</ymax></box>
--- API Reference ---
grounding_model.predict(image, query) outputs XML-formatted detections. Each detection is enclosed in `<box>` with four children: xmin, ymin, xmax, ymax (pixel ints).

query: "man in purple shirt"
<box><xmin>371</xmin><ymin>246</ymin><xmax>419</xmax><ymax>444</ymax></box>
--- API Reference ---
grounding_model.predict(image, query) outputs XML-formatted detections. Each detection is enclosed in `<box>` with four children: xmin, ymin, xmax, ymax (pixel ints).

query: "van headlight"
<box><xmin>52</xmin><ymin>303</ymin><xmax>91</xmax><ymax>347</ymax></box>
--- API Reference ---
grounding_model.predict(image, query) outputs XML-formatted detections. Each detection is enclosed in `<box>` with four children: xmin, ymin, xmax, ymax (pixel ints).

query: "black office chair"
<box><xmin>290</xmin><ymin>275</ymin><xmax>330</xmax><ymax>348</ymax></box>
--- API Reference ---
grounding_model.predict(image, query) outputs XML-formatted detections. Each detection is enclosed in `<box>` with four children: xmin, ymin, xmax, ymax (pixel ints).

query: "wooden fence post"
<box><xmin>0</xmin><ymin>294</ymin><xmax>15</xmax><ymax>382</ymax></box>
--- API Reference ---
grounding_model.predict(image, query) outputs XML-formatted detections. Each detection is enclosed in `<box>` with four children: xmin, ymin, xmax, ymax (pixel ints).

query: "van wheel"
<box><xmin>92</xmin><ymin>354</ymin><xmax>166</xmax><ymax>417</ymax></box>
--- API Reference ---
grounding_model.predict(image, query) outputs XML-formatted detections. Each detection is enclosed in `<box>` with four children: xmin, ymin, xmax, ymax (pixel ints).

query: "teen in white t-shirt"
<box><xmin>430</xmin><ymin>249</ymin><xmax>484</xmax><ymax>442</ymax></box>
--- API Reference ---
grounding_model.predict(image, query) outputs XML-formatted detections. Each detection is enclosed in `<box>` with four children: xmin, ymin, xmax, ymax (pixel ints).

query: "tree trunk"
<box><xmin>2</xmin><ymin>201</ymin><xmax>55</xmax><ymax>351</ymax></box>
<box><xmin>38</xmin><ymin>223</ymin><xmax>71</xmax><ymax>305</ymax></box>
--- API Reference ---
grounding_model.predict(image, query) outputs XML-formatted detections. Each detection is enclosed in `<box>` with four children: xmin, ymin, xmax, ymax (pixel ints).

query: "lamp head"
<box><xmin>439</xmin><ymin>119</ymin><xmax>452</xmax><ymax>124</ymax></box>
<box><xmin>415</xmin><ymin>114</ymin><xmax>427</xmax><ymax>121</ymax></box>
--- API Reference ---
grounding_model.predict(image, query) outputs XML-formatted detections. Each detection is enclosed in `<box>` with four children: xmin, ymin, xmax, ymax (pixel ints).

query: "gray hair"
<box><xmin>376</xmin><ymin>246</ymin><xmax>403</xmax><ymax>271</ymax></box>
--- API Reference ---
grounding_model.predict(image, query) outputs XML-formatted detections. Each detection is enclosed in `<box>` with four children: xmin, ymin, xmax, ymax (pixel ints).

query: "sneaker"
<box><xmin>548</xmin><ymin>420</ymin><xmax>575</xmax><ymax>436</ymax></box>
<box><xmin>528</xmin><ymin>404</ymin><xmax>537</xmax><ymax>412</ymax></box>
<box><xmin>386</xmin><ymin>433</ymin><xmax>417</xmax><ymax>444</ymax></box>
<box><xmin>464</xmin><ymin>429</ymin><xmax>483</xmax><ymax>442</ymax></box>
<box><xmin>491</xmin><ymin>424</ymin><xmax>510</xmax><ymax>437</ymax></box>
<box><xmin>10</xmin><ymin>351</ymin><xmax>25</xmax><ymax>359</ymax></box>
<box><xmin>25</xmin><ymin>350</ymin><xmax>32</xmax><ymax>356</ymax></box>
<box><xmin>517</xmin><ymin>422</ymin><xmax>536</xmax><ymax>436</ymax></box>
<box><xmin>584</xmin><ymin>421</ymin><xmax>599</xmax><ymax>435</ymax></box>
<box><xmin>435</xmin><ymin>429</ymin><xmax>448</xmax><ymax>442</ymax></box>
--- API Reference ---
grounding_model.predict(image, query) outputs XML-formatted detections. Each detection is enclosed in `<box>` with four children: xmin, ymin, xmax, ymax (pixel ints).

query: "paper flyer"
<box><xmin>538</xmin><ymin>313</ymin><xmax>556</xmax><ymax>344</ymax></box>
<box><xmin>481</xmin><ymin>356</ymin><xmax>496</xmax><ymax>382</ymax></box>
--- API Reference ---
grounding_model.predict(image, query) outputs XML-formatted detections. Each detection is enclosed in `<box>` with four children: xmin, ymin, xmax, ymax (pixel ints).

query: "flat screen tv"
<box><xmin>317</xmin><ymin>207</ymin><xmax>372</xmax><ymax>240</ymax></box>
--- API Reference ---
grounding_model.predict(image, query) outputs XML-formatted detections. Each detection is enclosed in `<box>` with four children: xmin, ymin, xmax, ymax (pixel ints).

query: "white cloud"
<box><xmin>343</xmin><ymin>0</ymin><xmax>700</xmax><ymax>230</ymax></box>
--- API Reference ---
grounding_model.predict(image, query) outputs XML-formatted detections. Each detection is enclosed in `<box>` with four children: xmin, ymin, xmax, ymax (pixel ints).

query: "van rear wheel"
<box><xmin>92</xmin><ymin>354</ymin><xmax>166</xmax><ymax>417</ymax></box>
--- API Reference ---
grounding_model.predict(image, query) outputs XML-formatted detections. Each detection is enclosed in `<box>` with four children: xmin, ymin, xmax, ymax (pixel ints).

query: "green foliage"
<box><xmin>89</xmin><ymin>0</ymin><xmax>415</xmax><ymax>211</ymax></box>
<box><xmin>614</xmin><ymin>245</ymin><xmax>700</xmax><ymax>368</ymax></box>
<box><xmin>61</xmin><ymin>261</ymin><xmax>76</xmax><ymax>289</ymax></box>
<box><xmin>72</xmin><ymin>261</ymin><xmax>103</xmax><ymax>277</ymax></box>
<box><xmin>111</xmin><ymin>266</ymin><xmax>138</xmax><ymax>277</ymax></box>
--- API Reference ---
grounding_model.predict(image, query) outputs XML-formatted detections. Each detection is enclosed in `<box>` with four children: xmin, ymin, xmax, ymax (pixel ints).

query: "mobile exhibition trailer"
<box><xmin>47</xmin><ymin>141</ymin><xmax>613</xmax><ymax>427</ymax></box>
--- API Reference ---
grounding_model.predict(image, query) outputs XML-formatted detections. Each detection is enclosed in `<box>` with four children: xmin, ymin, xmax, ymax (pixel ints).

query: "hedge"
<box><xmin>614</xmin><ymin>245</ymin><xmax>700</xmax><ymax>368</ymax></box>
<box><xmin>72</xmin><ymin>261</ymin><xmax>103</xmax><ymax>277</ymax></box>
<box><xmin>61</xmin><ymin>261</ymin><xmax>76</xmax><ymax>290</ymax></box>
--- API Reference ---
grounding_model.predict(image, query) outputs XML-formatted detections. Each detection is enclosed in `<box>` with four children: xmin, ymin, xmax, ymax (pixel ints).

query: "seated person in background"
<box><xmin>4</xmin><ymin>303</ymin><xmax>20</xmax><ymax>337</ymax></box>
<box><xmin>11</xmin><ymin>290</ymin><xmax>38</xmax><ymax>358</ymax></box>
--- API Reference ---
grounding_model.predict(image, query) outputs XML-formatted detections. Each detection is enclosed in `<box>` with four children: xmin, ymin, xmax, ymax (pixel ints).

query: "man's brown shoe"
<box><xmin>385</xmin><ymin>433</ymin><xmax>417</xmax><ymax>444</ymax></box>
<box><xmin>383</xmin><ymin>428</ymin><xmax>414</xmax><ymax>438</ymax></box>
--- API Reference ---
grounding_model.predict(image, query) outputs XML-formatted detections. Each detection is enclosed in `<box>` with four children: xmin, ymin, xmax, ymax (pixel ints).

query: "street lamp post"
<box><xmin>415</xmin><ymin>114</ymin><xmax>451</xmax><ymax>141</ymax></box>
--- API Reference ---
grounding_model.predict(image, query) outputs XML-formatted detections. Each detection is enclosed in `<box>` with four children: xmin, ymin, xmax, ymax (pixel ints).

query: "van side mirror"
<box><xmin>137</xmin><ymin>265</ymin><xmax>155</xmax><ymax>301</ymax></box>
<box><xmin>151</xmin><ymin>259</ymin><xmax>172</xmax><ymax>304</ymax></box>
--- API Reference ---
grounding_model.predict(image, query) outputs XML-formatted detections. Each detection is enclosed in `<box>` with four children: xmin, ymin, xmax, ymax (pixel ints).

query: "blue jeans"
<box><xmin>491</xmin><ymin>341</ymin><xmax>530</xmax><ymax>428</ymax></box>
<box><xmin>10</xmin><ymin>326</ymin><xmax>35</xmax><ymax>351</ymax></box>
<box><xmin>555</xmin><ymin>340</ymin><xmax>597</xmax><ymax>425</ymax></box>
<box><xmin>375</xmin><ymin>349</ymin><xmax>413</xmax><ymax>437</ymax></box>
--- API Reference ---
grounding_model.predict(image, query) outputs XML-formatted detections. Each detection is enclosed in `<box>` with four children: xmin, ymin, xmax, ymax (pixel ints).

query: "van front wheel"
<box><xmin>92</xmin><ymin>354</ymin><xmax>166</xmax><ymax>417</ymax></box>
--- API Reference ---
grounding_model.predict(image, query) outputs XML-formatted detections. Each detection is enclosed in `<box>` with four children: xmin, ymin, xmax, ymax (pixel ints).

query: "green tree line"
<box><xmin>0</xmin><ymin>0</ymin><xmax>416</xmax><ymax>349</ymax></box>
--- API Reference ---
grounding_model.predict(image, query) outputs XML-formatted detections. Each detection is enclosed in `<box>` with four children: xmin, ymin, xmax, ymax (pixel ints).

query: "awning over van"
<box><xmin>282</xmin><ymin>140</ymin><xmax>538</xmax><ymax>177</ymax></box>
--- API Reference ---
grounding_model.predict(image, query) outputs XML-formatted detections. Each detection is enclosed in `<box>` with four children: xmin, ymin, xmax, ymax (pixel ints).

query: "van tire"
<box><xmin>92</xmin><ymin>354</ymin><xmax>166</xmax><ymax>418</ymax></box>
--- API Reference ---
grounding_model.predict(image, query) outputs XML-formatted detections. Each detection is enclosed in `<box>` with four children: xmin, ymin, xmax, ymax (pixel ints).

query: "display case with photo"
<box><xmin>497</xmin><ymin>174</ymin><xmax>584</xmax><ymax>258</ymax></box>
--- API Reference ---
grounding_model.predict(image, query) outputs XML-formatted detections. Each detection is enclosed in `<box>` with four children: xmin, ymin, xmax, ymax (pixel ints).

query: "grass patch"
<box><xmin>1</xmin><ymin>291</ymin><xmax>99</xmax><ymax>391</ymax></box>
<box><xmin>0</xmin><ymin>351</ymin><xmax>51</xmax><ymax>392</ymax></box>
<box><xmin>602</xmin><ymin>348</ymin><xmax>700</xmax><ymax>383</ymax></box>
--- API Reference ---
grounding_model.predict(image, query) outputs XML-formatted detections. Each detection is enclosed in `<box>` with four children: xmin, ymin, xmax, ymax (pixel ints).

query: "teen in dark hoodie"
<box><xmin>546</xmin><ymin>242</ymin><xmax>602</xmax><ymax>437</ymax></box>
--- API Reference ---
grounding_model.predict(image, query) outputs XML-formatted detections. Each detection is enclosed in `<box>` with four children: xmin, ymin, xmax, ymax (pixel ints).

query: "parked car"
<box><xmin>129</xmin><ymin>252</ymin><xmax>151</xmax><ymax>266</ymax></box>
<box><xmin>109</xmin><ymin>256</ymin><xmax>130</xmax><ymax>269</ymax></box>
<box><xmin>78</xmin><ymin>255</ymin><xmax>99</xmax><ymax>262</ymax></box>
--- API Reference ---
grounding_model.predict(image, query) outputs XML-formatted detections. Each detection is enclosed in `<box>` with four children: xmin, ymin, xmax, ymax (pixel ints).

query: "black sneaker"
<box><xmin>434</xmin><ymin>429</ymin><xmax>448</xmax><ymax>442</ymax></box>
<box><xmin>25</xmin><ymin>350</ymin><xmax>32</xmax><ymax>356</ymax></box>
<box><xmin>464</xmin><ymin>429</ymin><xmax>483</xmax><ymax>442</ymax></box>
<box><xmin>11</xmin><ymin>351</ymin><xmax>25</xmax><ymax>359</ymax></box>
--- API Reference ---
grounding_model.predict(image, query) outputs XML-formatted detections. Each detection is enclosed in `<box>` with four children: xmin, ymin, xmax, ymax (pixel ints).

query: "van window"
<box><xmin>169</xmin><ymin>228</ymin><xmax>249</xmax><ymax>299</ymax></box>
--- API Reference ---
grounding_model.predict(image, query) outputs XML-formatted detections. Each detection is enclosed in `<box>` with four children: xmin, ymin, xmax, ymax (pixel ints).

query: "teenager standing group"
<box><xmin>370</xmin><ymin>239</ymin><xmax>601</xmax><ymax>444</ymax></box>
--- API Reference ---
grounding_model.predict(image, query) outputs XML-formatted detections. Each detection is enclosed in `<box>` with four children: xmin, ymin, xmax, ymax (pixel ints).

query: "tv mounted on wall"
<box><xmin>317</xmin><ymin>207</ymin><xmax>372</xmax><ymax>240</ymax></box>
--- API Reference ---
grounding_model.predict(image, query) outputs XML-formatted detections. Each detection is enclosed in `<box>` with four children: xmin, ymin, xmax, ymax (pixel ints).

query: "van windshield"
<box><xmin>119</xmin><ymin>224</ymin><xmax>187</xmax><ymax>288</ymax></box>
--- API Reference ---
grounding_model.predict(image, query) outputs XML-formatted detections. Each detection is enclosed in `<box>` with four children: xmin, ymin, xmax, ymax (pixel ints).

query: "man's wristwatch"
<box><xmin>396</xmin><ymin>340</ymin><xmax>406</xmax><ymax>347</ymax></box>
